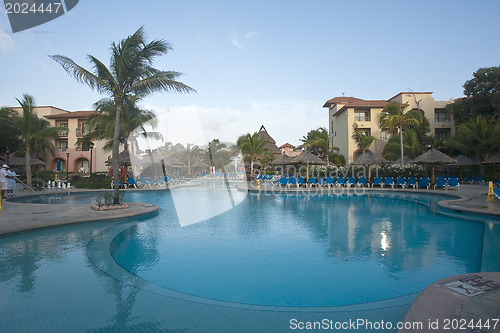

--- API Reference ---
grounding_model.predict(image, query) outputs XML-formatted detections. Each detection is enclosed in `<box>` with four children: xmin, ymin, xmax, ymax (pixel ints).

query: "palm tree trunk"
<box><xmin>25</xmin><ymin>143</ymin><xmax>32</xmax><ymax>188</ymax></box>
<box><xmin>399</xmin><ymin>126</ymin><xmax>404</xmax><ymax>167</ymax></box>
<box><xmin>250</xmin><ymin>159</ymin><xmax>254</xmax><ymax>177</ymax></box>
<box><xmin>112</xmin><ymin>103</ymin><xmax>122</xmax><ymax>204</ymax></box>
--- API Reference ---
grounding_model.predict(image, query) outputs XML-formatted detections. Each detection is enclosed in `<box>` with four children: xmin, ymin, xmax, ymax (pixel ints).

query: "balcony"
<box><xmin>58</xmin><ymin>131</ymin><xmax>68</xmax><ymax>137</ymax></box>
<box><xmin>76</xmin><ymin>128</ymin><xmax>89</xmax><ymax>137</ymax></box>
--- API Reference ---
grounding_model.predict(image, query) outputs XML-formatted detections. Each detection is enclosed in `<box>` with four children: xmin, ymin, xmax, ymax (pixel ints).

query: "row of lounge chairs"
<box><xmin>111</xmin><ymin>176</ymin><xmax>183</xmax><ymax>189</ymax></box>
<box><xmin>266</xmin><ymin>175</ymin><xmax>460</xmax><ymax>189</ymax></box>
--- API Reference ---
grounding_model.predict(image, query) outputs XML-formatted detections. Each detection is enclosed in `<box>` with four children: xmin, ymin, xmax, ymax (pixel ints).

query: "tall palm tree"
<box><xmin>237</xmin><ymin>132</ymin><xmax>269</xmax><ymax>176</ymax></box>
<box><xmin>82</xmin><ymin>95</ymin><xmax>162</xmax><ymax>153</ymax></box>
<box><xmin>50</xmin><ymin>27</ymin><xmax>195</xmax><ymax>204</ymax></box>
<box><xmin>299</xmin><ymin>127</ymin><xmax>334</xmax><ymax>159</ymax></box>
<box><xmin>182</xmin><ymin>143</ymin><xmax>199</xmax><ymax>175</ymax></box>
<box><xmin>206</xmin><ymin>139</ymin><xmax>227</xmax><ymax>171</ymax></box>
<box><xmin>447</xmin><ymin>116</ymin><xmax>500</xmax><ymax>166</ymax></box>
<box><xmin>379</xmin><ymin>102</ymin><xmax>422</xmax><ymax>166</ymax></box>
<box><xmin>0</xmin><ymin>95</ymin><xmax>63</xmax><ymax>188</ymax></box>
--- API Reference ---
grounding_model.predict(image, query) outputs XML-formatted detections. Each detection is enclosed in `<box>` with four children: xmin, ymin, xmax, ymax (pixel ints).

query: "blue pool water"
<box><xmin>111</xmin><ymin>191</ymin><xmax>494</xmax><ymax>307</ymax></box>
<box><xmin>1</xmin><ymin>186</ymin><xmax>500</xmax><ymax>332</ymax></box>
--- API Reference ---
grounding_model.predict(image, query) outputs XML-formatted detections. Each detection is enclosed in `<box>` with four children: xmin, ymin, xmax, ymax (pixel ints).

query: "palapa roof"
<box><xmin>8</xmin><ymin>157</ymin><xmax>46</xmax><ymax>166</ymax></box>
<box><xmin>271</xmin><ymin>153</ymin><xmax>294</xmax><ymax>165</ymax></box>
<box><xmin>482</xmin><ymin>154</ymin><xmax>500</xmax><ymax>164</ymax></box>
<box><xmin>454</xmin><ymin>154</ymin><xmax>476</xmax><ymax>166</ymax></box>
<box><xmin>162</xmin><ymin>155</ymin><xmax>186</xmax><ymax>167</ymax></box>
<box><xmin>351</xmin><ymin>150</ymin><xmax>389</xmax><ymax>166</ymax></box>
<box><xmin>257</xmin><ymin>125</ymin><xmax>280</xmax><ymax>154</ymax></box>
<box><xmin>173</xmin><ymin>143</ymin><xmax>186</xmax><ymax>152</ymax></box>
<box><xmin>392</xmin><ymin>156</ymin><xmax>413</xmax><ymax>165</ymax></box>
<box><xmin>191</xmin><ymin>158</ymin><xmax>209</xmax><ymax>168</ymax></box>
<box><xmin>412</xmin><ymin>148</ymin><xmax>456</xmax><ymax>165</ymax></box>
<box><xmin>290</xmin><ymin>151</ymin><xmax>325</xmax><ymax>165</ymax></box>
<box><xmin>105</xmin><ymin>150</ymin><xmax>134</xmax><ymax>166</ymax></box>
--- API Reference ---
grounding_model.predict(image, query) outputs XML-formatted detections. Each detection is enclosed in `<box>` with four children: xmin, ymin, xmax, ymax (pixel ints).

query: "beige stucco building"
<box><xmin>323</xmin><ymin>92</ymin><xmax>456</xmax><ymax>163</ymax></box>
<box><xmin>10</xmin><ymin>106</ymin><xmax>109</xmax><ymax>173</ymax></box>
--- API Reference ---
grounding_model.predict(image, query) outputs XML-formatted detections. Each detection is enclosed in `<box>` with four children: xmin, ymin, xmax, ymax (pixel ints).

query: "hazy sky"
<box><xmin>1</xmin><ymin>0</ymin><xmax>499</xmax><ymax>148</ymax></box>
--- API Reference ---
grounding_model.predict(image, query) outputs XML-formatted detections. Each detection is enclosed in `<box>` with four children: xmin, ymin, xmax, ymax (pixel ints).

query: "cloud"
<box><xmin>140</xmin><ymin>98</ymin><xmax>324</xmax><ymax>150</ymax></box>
<box><xmin>230</xmin><ymin>30</ymin><xmax>257</xmax><ymax>49</ymax></box>
<box><xmin>0</xmin><ymin>29</ymin><xmax>15</xmax><ymax>53</ymax></box>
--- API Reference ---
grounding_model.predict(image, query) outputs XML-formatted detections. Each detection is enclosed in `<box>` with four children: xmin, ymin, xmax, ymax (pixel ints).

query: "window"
<box><xmin>380</xmin><ymin>131</ymin><xmax>391</xmax><ymax>141</ymax></box>
<box><xmin>435</xmin><ymin>129</ymin><xmax>450</xmax><ymax>141</ymax></box>
<box><xmin>58</xmin><ymin>122</ymin><xmax>68</xmax><ymax>136</ymax></box>
<box><xmin>434</xmin><ymin>108</ymin><xmax>449</xmax><ymax>122</ymax></box>
<box><xmin>358</xmin><ymin>128</ymin><xmax>371</xmax><ymax>137</ymax></box>
<box><xmin>354</xmin><ymin>109</ymin><xmax>371</xmax><ymax>121</ymax></box>
<box><xmin>59</xmin><ymin>139</ymin><xmax>68</xmax><ymax>152</ymax></box>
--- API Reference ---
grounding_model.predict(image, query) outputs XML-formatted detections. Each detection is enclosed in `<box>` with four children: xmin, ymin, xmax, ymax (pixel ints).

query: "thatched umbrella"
<box><xmin>290</xmin><ymin>151</ymin><xmax>325</xmax><ymax>179</ymax></box>
<box><xmin>392</xmin><ymin>156</ymin><xmax>412</xmax><ymax>165</ymax></box>
<box><xmin>192</xmin><ymin>158</ymin><xmax>209</xmax><ymax>175</ymax></box>
<box><xmin>482</xmin><ymin>154</ymin><xmax>500</xmax><ymax>165</ymax></box>
<box><xmin>350</xmin><ymin>150</ymin><xmax>389</xmax><ymax>182</ymax></box>
<box><xmin>413</xmin><ymin>148</ymin><xmax>456</xmax><ymax>182</ymax></box>
<box><xmin>271</xmin><ymin>153</ymin><xmax>294</xmax><ymax>176</ymax></box>
<box><xmin>8</xmin><ymin>157</ymin><xmax>46</xmax><ymax>167</ymax></box>
<box><xmin>105</xmin><ymin>150</ymin><xmax>133</xmax><ymax>167</ymax></box>
<box><xmin>453</xmin><ymin>154</ymin><xmax>476</xmax><ymax>180</ymax></box>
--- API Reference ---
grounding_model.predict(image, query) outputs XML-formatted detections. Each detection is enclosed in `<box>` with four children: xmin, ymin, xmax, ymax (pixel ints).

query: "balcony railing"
<box><xmin>76</xmin><ymin>128</ymin><xmax>89</xmax><ymax>137</ymax></box>
<box><xmin>58</xmin><ymin>131</ymin><xmax>68</xmax><ymax>137</ymax></box>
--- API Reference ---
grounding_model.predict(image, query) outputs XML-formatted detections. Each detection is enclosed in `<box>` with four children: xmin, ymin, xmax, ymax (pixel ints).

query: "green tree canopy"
<box><xmin>300</xmin><ymin>127</ymin><xmax>335</xmax><ymax>160</ymax></box>
<box><xmin>447</xmin><ymin>66</ymin><xmax>500</xmax><ymax>124</ymax></box>
<box><xmin>51</xmin><ymin>27</ymin><xmax>195</xmax><ymax>204</ymax></box>
<box><xmin>237</xmin><ymin>132</ymin><xmax>269</xmax><ymax>176</ymax></box>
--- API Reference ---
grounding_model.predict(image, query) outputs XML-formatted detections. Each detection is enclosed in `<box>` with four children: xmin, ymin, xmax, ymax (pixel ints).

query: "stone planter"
<box><xmin>91</xmin><ymin>204</ymin><xmax>129</xmax><ymax>211</ymax></box>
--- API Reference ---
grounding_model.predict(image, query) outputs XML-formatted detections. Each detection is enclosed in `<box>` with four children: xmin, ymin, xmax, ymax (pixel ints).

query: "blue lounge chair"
<box><xmin>434</xmin><ymin>177</ymin><xmax>447</xmax><ymax>189</ymax></box>
<box><xmin>494</xmin><ymin>188</ymin><xmax>500</xmax><ymax>199</ymax></box>
<box><xmin>297</xmin><ymin>177</ymin><xmax>306</xmax><ymax>187</ymax></box>
<box><xmin>335</xmin><ymin>177</ymin><xmax>347</xmax><ymax>187</ymax></box>
<box><xmin>383</xmin><ymin>177</ymin><xmax>394</xmax><ymax>188</ymax></box>
<box><xmin>465</xmin><ymin>175</ymin><xmax>474</xmax><ymax>184</ymax></box>
<box><xmin>308</xmin><ymin>177</ymin><xmax>318</xmax><ymax>187</ymax></box>
<box><xmin>474</xmin><ymin>175</ymin><xmax>485</xmax><ymax>184</ymax></box>
<box><xmin>317</xmin><ymin>177</ymin><xmax>326</xmax><ymax>186</ymax></box>
<box><xmin>448</xmin><ymin>177</ymin><xmax>460</xmax><ymax>189</ymax></box>
<box><xmin>372</xmin><ymin>177</ymin><xmax>383</xmax><ymax>187</ymax></box>
<box><xmin>407</xmin><ymin>177</ymin><xmax>417</xmax><ymax>189</ymax></box>
<box><xmin>346</xmin><ymin>177</ymin><xmax>356</xmax><ymax>187</ymax></box>
<box><xmin>111</xmin><ymin>180</ymin><xmax>128</xmax><ymax>189</ymax></box>
<box><xmin>276</xmin><ymin>176</ymin><xmax>287</xmax><ymax>186</ymax></box>
<box><xmin>356</xmin><ymin>177</ymin><xmax>368</xmax><ymax>187</ymax></box>
<box><xmin>127</xmin><ymin>177</ymin><xmax>139</xmax><ymax>188</ymax></box>
<box><xmin>139</xmin><ymin>177</ymin><xmax>152</xmax><ymax>188</ymax></box>
<box><xmin>325</xmin><ymin>177</ymin><xmax>335</xmax><ymax>187</ymax></box>
<box><xmin>147</xmin><ymin>177</ymin><xmax>162</xmax><ymax>187</ymax></box>
<box><xmin>256</xmin><ymin>174</ymin><xmax>263</xmax><ymax>180</ymax></box>
<box><xmin>288</xmin><ymin>177</ymin><xmax>297</xmax><ymax>187</ymax></box>
<box><xmin>395</xmin><ymin>177</ymin><xmax>406</xmax><ymax>188</ymax></box>
<box><xmin>418</xmin><ymin>177</ymin><xmax>430</xmax><ymax>189</ymax></box>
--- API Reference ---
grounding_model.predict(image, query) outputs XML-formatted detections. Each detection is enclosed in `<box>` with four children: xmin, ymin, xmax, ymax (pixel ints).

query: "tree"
<box><xmin>206</xmin><ymin>139</ymin><xmax>226</xmax><ymax>171</ymax></box>
<box><xmin>237</xmin><ymin>132</ymin><xmax>269</xmax><ymax>176</ymax></box>
<box><xmin>447</xmin><ymin>66</ymin><xmax>500</xmax><ymax>124</ymax></box>
<box><xmin>0</xmin><ymin>95</ymin><xmax>63</xmax><ymax>188</ymax></box>
<box><xmin>351</xmin><ymin>130</ymin><xmax>377</xmax><ymax>154</ymax></box>
<box><xmin>447</xmin><ymin>116</ymin><xmax>500</xmax><ymax>169</ymax></box>
<box><xmin>50</xmin><ymin>27</ymin><xmax>195</xmax><ymax>204</ymax></box>
<box><xmin>300</xmin><ymin>127</ymin><xmax>336</xmax><ymax>160</ymax></box>
<box><xmin>379</xmin><ymin>102</ymin><xmax>422</xmax><ymax>166</ymax></box>
<box><xmin>181</xmin><ymin>143</ymin><xmax>199</xmax><ymax>175</ymax></box>
<box><xmin>382</xmin><ymin>129</ymin><xmax>422</xmax><ymax>160</ymax></box>
<box><xmin>82</xmin><ymin>95</ymin><xmax>162</xmax><ymax>153</ymax></box>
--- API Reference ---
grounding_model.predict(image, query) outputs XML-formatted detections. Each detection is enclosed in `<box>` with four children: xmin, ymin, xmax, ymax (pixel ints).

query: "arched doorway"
<box><xmin>54</xmin><ymin>158</ymin><xmax>66</xmax><ymax>172</ymax></box>
<box><xmin>76</xmin><ymin>158</ymin><xmax>89</xmax><ymax>173</ymax></box>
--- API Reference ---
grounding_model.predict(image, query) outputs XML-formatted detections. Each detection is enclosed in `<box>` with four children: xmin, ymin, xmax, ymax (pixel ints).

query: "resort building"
<box><xmin>279</xmin><ymin>143</ymin><xmax>301</xmax><ymax>157</ymax></box>
<box><xmin>9</xmin><ymin>106</ymin><xmax>108</xmax><ymax>173</ymax></box>
<box><xmin>323</xmin><ymin>92</ymin><xmax>456</xmax><ymax>163</ymax></box>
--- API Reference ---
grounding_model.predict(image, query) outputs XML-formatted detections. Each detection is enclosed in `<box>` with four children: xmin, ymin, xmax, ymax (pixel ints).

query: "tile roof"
<box><xmin>323</xmin><ymin>96</ymin><xmax>388</xmax><ymax>109</ymax></box>
<box><xmin>44</xmin><ymin>111</ymin><xmax>97</xmax><ymax>119</ymax></box>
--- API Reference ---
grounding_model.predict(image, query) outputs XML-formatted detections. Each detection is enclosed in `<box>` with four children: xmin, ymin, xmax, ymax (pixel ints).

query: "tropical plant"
<box><xmin>206</xmin><ymin>139</ymin><xmax>227</xmax><ymax>171</ymax></box>
<box><xmin>300</xmin><ymin>127</ymin><xmax>335</xmax><ymax>159</ymax></box>
<box><xmin>81</xmin><ymin>95</ymin><xmax>162</xmax><ymax>154</ymax></box>
<box><xmin>181</xmin><ymin>143</ymin><xmax>199</xmax><ymax>175</ymax></box>
<box><xmin>447</xmin><ymin>116</ymin><xmax>500</xmax><ymax>166</ymax></box>
<box><xmin>379</xmin><ymin>102</ymin><xmax>422</xmax><ymax>166</ymax></box>
<box><xmin>0</xmin><ymin>95</ymin><xmax>64</xmax><ymax>188</ymax></box>
<box><xmin>351</xmin><ymin>130</ymin><xmax>377</xmax><ymax>154</ymax></box>
<box><xmin>237</xmin><ymin>132</ymin><xmax>269</xmax><ymax>176</ymax></box>
<box><xmin>50</xmin><ymin>27</ymin><xmax>195</xmax><ymax>204</ymax></box>
<box><xmin>382</xmin><ymin>129</ymin><xmax>423</xmax><ymax>160</ymax></box>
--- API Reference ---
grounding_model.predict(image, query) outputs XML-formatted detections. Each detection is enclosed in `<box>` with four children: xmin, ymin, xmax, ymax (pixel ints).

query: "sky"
<box><xmin>1</xmin><ymin>0</ymin><xmax>500</xmax><ymax>149</ymax></box>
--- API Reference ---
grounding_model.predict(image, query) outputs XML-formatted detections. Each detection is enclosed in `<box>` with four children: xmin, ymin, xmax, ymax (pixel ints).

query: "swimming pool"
<box><xmin>1</xmin><ymin>186</ymin><xmax>500</xmax><ymax>332</ymax></box>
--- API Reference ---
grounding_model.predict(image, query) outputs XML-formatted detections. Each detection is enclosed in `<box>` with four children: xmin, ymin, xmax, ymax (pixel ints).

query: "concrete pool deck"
<box><xmin>0</xmin><ymin>182</ymin><xmax>499</xmax><ymax>332</ymax></box>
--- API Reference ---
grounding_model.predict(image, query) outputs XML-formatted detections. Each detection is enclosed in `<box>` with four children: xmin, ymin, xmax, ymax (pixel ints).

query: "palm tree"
<box><xmin>379</xmin><ymin>102</ymin><xmax>422</xmax><ymax>166</ymax></box>
<box><xmin>351</xmin><ymin>130</ymin><xmax>377</xmax><ymax>154</ymax></box>
<box><xmin>237</xmin><ymin>132</ymin><xmax>269</xmax><ymax>176</ymax></box>
<box><xmin>206</xmin><ymin>139</ymin><xmax>227</xmax><ymax>171</ymax></box>
<box><xmin>447</xmin><ymin>116</ymin><xmax>500</xmax><ymax>167</ymax></box>
<box><xmin>82</xmin><ymin>96</ymin><xmax>162</xmax><ymax>153</ymax></box>
<box><xmin>182</xmin><ymin>143</ymin><xmax>199</xmax><ymax>175</ymax></box>
<box><xmin>300</xmin><ymin>127</ymin><xmax>335</xmax><ymax>159</ymax></box>
<box><xmin>382</xmin><ymin>129</ymin><xmax>422</xmax><ymax>160</ymax></box>
<box><xmin>0</xmin><ymin>95</ymin><xmax>63</xmax><ymax>188</ymax></box>
<box><xmin>50</xmin><ymin>27</ymin><xmax>195</xmax><ymax>204</ymax></box>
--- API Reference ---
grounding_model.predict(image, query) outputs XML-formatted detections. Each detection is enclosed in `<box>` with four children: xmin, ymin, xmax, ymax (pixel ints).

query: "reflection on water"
<box><xmin>112</xmin><ymin>192</ymin><xmax>499</xmax><ymax>307</ymax></box>
<box><xmin>0</xmin><ymin>190</ymin><xmax>499</xmax><ymax>332</ymax></box>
